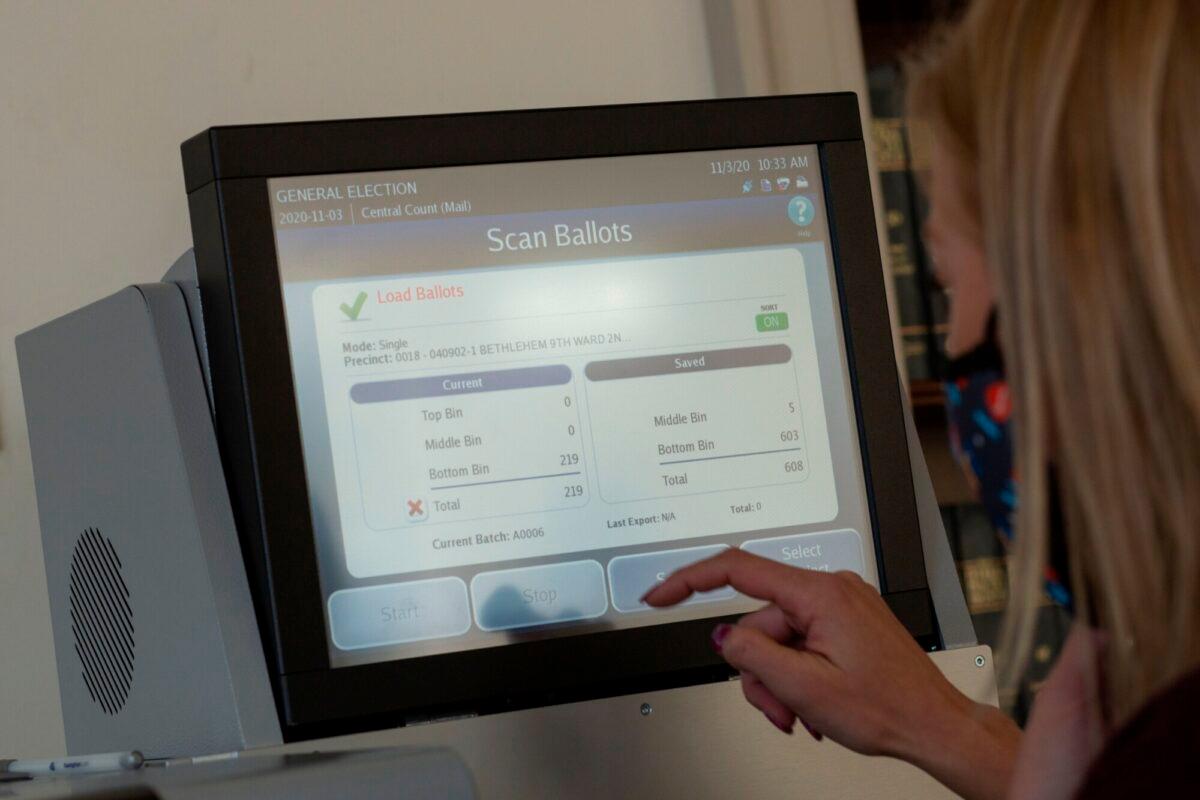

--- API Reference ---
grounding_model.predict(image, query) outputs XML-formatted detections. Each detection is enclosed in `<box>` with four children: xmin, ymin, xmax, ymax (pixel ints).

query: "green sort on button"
<box><xmin>755</xmin><ymin>312</ymin><xmax>789</xmax><ymax>332</ymax></box>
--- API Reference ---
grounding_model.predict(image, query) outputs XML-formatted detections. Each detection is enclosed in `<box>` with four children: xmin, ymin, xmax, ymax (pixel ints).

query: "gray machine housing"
<box><xmin>6</xmin><ymin>748</ymin><xmax>476</xmax><ymax>800</ymax></box>
<box><xmin>17</xmin><ymin>253</ymin><xmax>280</xmax><ymax>757</ymax></box>
<box><xmin>17</xmin><ymin>250</ymin><xmax>978</xmax><ymax>768</ymax></box>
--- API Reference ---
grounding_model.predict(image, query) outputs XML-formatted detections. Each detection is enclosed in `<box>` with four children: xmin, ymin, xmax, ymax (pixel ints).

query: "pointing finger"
<box><xmin>643</xmin><ymin>550</ymin><xmax>826</xmax><ymax>628</ymax></box>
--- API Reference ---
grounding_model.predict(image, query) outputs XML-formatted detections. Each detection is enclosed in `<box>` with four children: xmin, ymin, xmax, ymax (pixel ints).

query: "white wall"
<box><xmin>0</xmin><ymin>0</ymin><xmax>871</xmax><ymax>757</ymax></box>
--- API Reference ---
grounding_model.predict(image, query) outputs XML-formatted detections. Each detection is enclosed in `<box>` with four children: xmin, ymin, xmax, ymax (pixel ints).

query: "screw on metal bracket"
<box><xmin>640</xmin><ymin>702</ymin><xmax>653</xmax><ymax>717</ymax></box>
<box><xmin>974</xmin><ymin>654</ymin><xmax>987</xmax><ymax>668</ymax></box>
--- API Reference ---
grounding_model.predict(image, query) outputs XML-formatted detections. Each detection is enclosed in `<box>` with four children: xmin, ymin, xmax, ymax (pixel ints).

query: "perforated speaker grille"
<box><xmin>68</xmin><ymin>528</ymin><xmax>134</xmax><ymax>715</ymax></box>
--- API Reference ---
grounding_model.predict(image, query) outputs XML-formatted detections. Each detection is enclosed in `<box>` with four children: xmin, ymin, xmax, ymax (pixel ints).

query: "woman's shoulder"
<box><xmin>1076</xmin><ymin>666</ymin><xmax>1200</xmax><ymax>797</ymax></box>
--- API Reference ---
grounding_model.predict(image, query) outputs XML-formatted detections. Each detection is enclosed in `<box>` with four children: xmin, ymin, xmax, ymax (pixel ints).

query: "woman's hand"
<box><xmin>1007</xmin><ymin>627</ymin><xmax>1108</xmax><ymax>800</ymax></box>
<box><xmin>643</xmin><ymin>549</ymin><xmax>1021</xmax><ymax>800</ymax></box>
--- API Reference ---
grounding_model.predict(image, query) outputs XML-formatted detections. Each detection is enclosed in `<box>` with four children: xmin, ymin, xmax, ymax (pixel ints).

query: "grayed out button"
<box><xmin>328</xmin><ymin>577</ymin><xmax>471</xmax><ymax>651</ymax></box>
<box><xmin>741</xmin><ymin>529</ymin><xmax>865</xmax><ymax>575</ymax></box>
<box><xmin>584</xmin><ymin>344</ymin><xmax>791</xmax><ymax>382</ymax></box>
<box><xmin>608</xmin><ymin>545</ymin><xmax>735</xmax><ymax>612</ymax></box>
<box><xmin>471</xmin><ymin>560</ymin><xmax>608</xmax><ymax>632</ymax></box>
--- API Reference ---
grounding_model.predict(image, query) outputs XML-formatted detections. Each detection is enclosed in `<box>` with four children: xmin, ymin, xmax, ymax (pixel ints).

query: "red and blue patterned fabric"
<box><xmin>944</xmin><ymin>339</ymin><xmax>1073</xmax><ymax>610</ymax></box>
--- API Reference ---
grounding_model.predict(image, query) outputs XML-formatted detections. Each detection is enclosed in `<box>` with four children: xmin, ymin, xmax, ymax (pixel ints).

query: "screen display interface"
<box><xmin>269</xmin><ymin>146</ymin><xmax>879</xmax><ymax>667</ymax></box>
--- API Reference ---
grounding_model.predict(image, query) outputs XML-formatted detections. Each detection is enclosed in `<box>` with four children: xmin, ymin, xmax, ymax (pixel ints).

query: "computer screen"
<box><xmin>268</xmin><ymin>145</ymin><xmax>878</xmax><ymax>668</ymax></box>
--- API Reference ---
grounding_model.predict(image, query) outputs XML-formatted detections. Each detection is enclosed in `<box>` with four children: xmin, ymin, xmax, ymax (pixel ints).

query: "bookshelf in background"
<box><xmin>858</xmin><ymin>0</ymin><xmax>964</xmax><ymax>395</ymax></box>
<box><xmin>867</xmin><ymin>62</ymin><xmax>948</xmax><ymax>384</ymax></box>
<box><xmin>858</xmin><ymin>0</ymin><xmax>1066</xmax><ymax>724</ymax></box>
<box><xmin>942</xmin><ymin>506</ymin><xmax>1071</xmax><ymax>720</ymax></box>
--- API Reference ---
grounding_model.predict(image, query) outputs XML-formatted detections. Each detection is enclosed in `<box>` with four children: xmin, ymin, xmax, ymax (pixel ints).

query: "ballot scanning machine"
<box><xmin>16</xmin><ymin>94</ymin><xmax>994</xmax><ymax>798</ymax></box>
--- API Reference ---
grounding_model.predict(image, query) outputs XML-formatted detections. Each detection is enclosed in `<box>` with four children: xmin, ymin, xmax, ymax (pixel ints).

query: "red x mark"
<box><xmin>407</xmin><ymin>499</ymin><xmax>424</xmax><ymax>516</ymax></box>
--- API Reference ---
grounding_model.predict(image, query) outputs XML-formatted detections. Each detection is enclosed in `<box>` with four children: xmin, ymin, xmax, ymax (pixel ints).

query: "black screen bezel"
<box><xmin>182</xmin><ymin>94</ymin><xmax>933</xmax><ymax>738</ymax></box>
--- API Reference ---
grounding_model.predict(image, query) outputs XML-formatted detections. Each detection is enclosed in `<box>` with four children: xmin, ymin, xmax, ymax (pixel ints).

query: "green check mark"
<box><xmin>340</xmin><ymin>291</ymin><xmax>368</xmax><ymax>321</ymax></box>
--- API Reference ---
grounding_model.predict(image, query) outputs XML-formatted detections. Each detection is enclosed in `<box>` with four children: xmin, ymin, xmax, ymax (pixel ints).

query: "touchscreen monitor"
<box><xmin>184</xmin><ymin>96</ymin><xmax>929</xmax><ymax>730</ymax></box>
<box><xmin>268</xmin><ymin>145</ymin><xmax>878</xmax><ymax>668</ymax></box>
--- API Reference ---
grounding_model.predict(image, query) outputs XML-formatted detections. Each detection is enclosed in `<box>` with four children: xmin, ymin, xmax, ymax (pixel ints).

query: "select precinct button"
<box><xmin>471</xmin><ymin>560</ymin><xmax>607</xmax><ymax>632</ymax></box>
<box><xmin>328</xmin><ymin>577</ymin><xmax>471</xmax><ymax>651</ymax></box>
<box><xmin>608</xmin><ymin>544</ymin><xmax>735</xmax><ymax>612</ymax></box>
<box><xmin>740</xmin><ymin>529</ymin><xmax>865</xmax><ymax>574</ymax></box>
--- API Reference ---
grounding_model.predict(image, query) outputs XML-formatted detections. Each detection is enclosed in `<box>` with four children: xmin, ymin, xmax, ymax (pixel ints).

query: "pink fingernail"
<box><xmin>711</xmin><ymin>623</ymin><xmax>733</xmax><ymax>653</ymax></box>
<box><xmin>766</xmin><ymin>713</ymin><xmax>794</xmax><ymax>735</ymax></box>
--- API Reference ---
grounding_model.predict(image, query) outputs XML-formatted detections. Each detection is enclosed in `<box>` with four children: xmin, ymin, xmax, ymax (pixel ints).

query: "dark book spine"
<box><xmin>868</xmin><ymin>65</ymin><xmax>934</xmax><ymax>382</ymax></box>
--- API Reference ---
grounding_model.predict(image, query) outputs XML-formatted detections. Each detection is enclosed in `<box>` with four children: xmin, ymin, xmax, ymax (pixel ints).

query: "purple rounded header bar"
<box><xmin>351</xmin><ymin>364</ymin><xmax>572</xmax><ymax>404</ymax></box>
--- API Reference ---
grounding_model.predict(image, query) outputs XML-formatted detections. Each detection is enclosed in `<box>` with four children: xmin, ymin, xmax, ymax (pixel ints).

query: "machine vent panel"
<box><xmin>68</xmin><ymin>527</ymin><xmax>134</xmax><ymax>715</ymax></box>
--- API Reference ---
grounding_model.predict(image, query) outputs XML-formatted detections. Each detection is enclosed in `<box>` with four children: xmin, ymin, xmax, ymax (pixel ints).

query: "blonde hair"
<box><xmin>908</xmin><ymin>0</ymin><xmax>1200</xmax><ymax>724</ymax></box>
